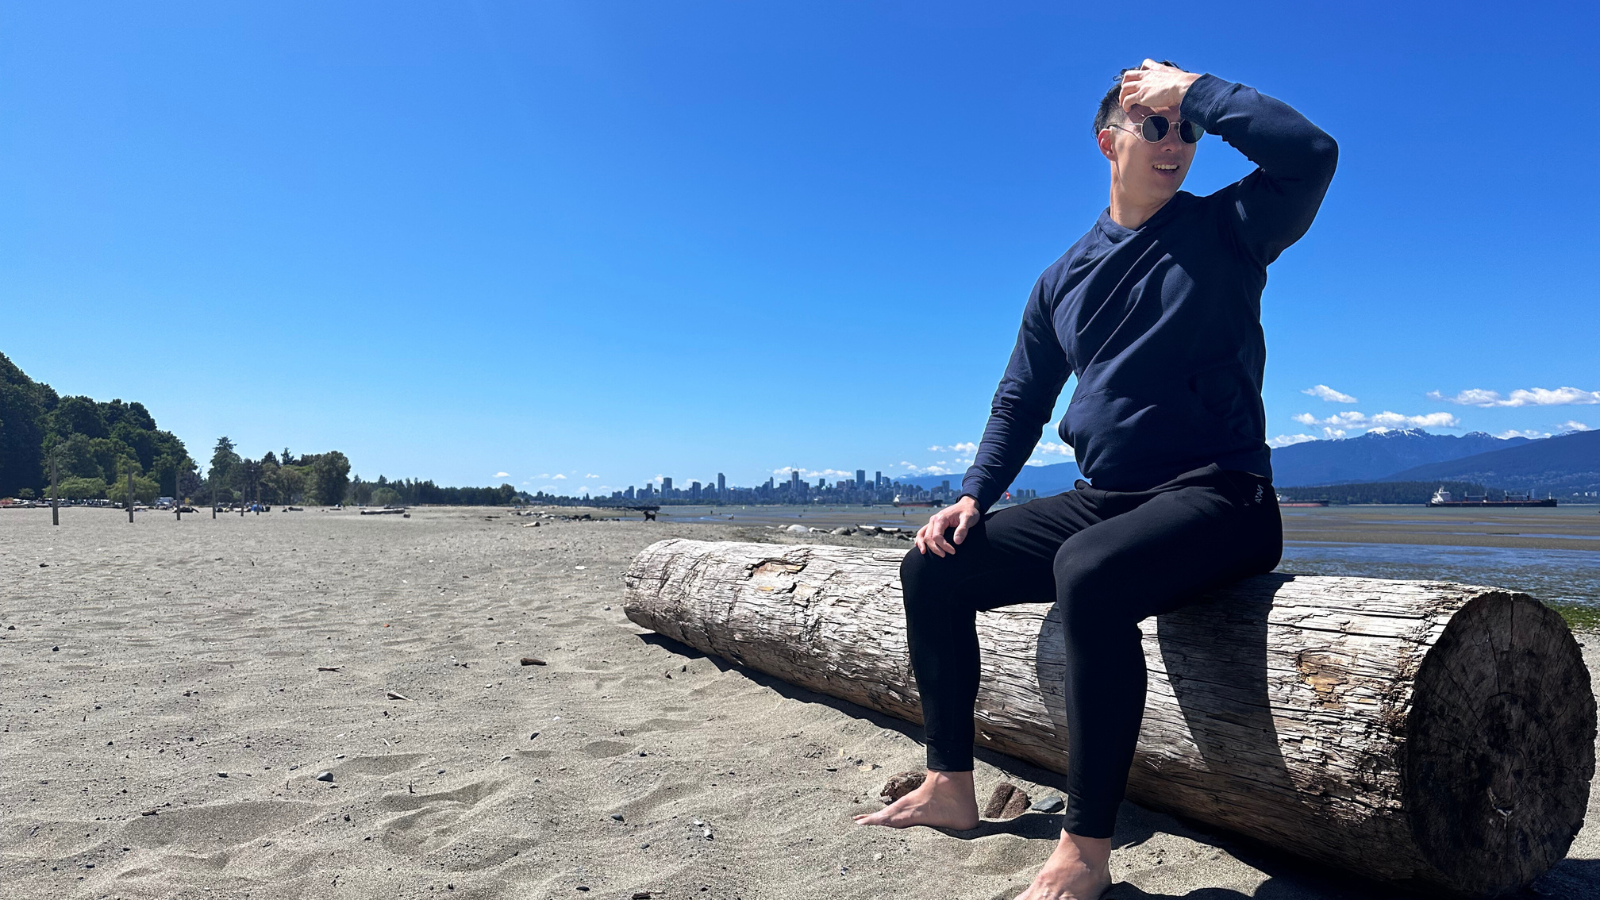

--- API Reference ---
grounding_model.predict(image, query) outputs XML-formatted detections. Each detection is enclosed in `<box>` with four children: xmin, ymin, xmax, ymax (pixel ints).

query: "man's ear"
<box><xmin>1097</xmin><ymin>128</ymin><xmax>1117</xmax><ymax>163</ymax></box>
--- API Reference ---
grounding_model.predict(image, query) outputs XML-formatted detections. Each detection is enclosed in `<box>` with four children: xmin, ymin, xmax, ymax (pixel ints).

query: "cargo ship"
<box><xmin>1427</xmin><ymin>487</ymin><xmax>1557</xmax><ymax>508</ymax></box>
<box><xmin>1276</xmin><ymin>494</ymin><xmax>1330</xmax><ymax>508</ymax></box>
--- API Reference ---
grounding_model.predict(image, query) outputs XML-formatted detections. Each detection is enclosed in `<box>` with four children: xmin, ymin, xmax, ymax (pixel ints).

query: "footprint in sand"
<box><xmin>579</xmin><ymin>740</ymin><xmax>631</xmax><ymax>759</ymax></box>
<box><xmin>121</xmin><ymin>800</ymin><xmax>322</xmax><ymax>851</ymax></box>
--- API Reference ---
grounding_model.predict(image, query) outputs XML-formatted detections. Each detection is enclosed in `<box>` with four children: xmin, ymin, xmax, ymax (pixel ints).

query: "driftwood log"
<box><xmin>622</xmin><ymin>538</ymin><xmax>1596</xmax><ymax>898</ymax></box>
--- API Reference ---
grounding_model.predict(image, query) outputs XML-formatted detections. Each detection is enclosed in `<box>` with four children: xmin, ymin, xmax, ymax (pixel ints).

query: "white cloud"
<box><xmin>495</xmin><ymin>471</ymin><xmax>509</xmax><ymax>478</ymax></box>
<box><xmin>771</xmin><ymin>466</ymin><xmax>856</xmax><ymax>479</ymax></box>
<box><xmin>585</xmin><ymin>473</ymin><xmax>599</xmax><ymax>478</ymax></box>
<box><xmin>1268</xmin><ymin>434</ymin><xmax>1318</xmax><ymax>448</ymax></box>
<box><xmin>1428</xmin><ymin>386</ymin><xmax>1600</xmax><ymax>407</ymax></box>
<box><xmin>1561</xmin><ymin>420</ymin><xmax>1591</xmax><ymax>432</ymax></box>
<box><xmin>1322</xmin><ymin>428</ymin><xmax>1346</xmax><ymax>440</ymax></box>
<box><xmin>1302</xmin><ymin>384</ymin><xmax>1357</xmax><ymax>403</ymax></box>
<box><xmin>1022</xmin><ymin>439</ymin><xmax>1076</xmax><ymax>467</ymax></box>
<box><xmin>898</xmin><ymin>462</ymin><xmax>956</xmax><ymax>476</ymax></box>
<box><xmin>928</xmin><ymin>442</ymin><xmax>978</xmax><ymax>454</ymax></box>
<box><xmin>1293</xmin><ymin>410</ymin><xmax>1459</xmax><ymax>430</ymax></box>
<box><xmin>1496</xmin><ymin>429</ymin><xmax>1552</xmax><ymax>440</ymax></box>
<box><xmin>552</xmin><ymin>474</ymin><xmax>567</xmax><ymax>480</ymax></box>
<box><xmin>536</xmin><ymin>473</ymin><xmax>550</xmax><ymax>479</ymax></box>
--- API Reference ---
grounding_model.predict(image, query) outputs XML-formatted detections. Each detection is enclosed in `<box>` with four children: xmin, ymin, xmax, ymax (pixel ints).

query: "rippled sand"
<box><xmin>2</xmin><ymin>506</ymin><xmax>1597</xmax><ymax>898</ymax></box>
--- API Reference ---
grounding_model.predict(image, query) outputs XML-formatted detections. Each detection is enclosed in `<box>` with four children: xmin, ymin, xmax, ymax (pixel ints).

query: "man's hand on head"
<box><xmin>1119</xmin><ymin>60</ymin><xmax>1202</xmax><ymax>116</ymax></box>
<box><xmin>914</xmin><ymin>495</ymin><xmax>981</xmax><ymax>558</ymax></box>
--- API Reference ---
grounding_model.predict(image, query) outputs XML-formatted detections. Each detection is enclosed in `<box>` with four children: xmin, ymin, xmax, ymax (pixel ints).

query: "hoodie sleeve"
<box><xmin>1181</xmin><ymin>74</ymin><xmax>1338</xmax><ymax>267</ymax></box>
<box><xmin>959</xmin><ymin>274</ymin><xmax>1071</xmax><ymax>513</ymax></box>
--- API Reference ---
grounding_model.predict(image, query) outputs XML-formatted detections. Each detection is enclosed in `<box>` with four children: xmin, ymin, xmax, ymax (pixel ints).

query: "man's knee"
<box><xmin>1051</xmin><ymin>545</ymin><xmax>1125</xmax><ymax>632</ymax></box>
<box><xmin>900</xmin><ymin>546</ymin><xmax>970</xmax><ymax>619</ymax></box>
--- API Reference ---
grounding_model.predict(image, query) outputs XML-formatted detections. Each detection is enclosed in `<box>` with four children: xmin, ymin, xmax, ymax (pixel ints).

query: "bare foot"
<box><xmin>1013</xmin><ymin>831</ymin><xmax>1113</xmax><ymax>900</ymax></box>
<box><xmin>852</xmin><ymin>770</ymin><xmax>980</xmax><ymax>830</ymax></box>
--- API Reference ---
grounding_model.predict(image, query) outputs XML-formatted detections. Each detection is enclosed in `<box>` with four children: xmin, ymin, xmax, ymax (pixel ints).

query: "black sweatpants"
<box><xmin>898</xmin><ymin>463</ymin><xmax>1283</xmax><ymax>838</ymax></box>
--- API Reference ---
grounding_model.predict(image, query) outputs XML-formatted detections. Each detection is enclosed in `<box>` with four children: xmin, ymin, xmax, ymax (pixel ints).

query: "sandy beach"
<box><xmin>2</xmin><ymin>506</ymin><xmax>1597</xmax><ymax>899</ymax></box>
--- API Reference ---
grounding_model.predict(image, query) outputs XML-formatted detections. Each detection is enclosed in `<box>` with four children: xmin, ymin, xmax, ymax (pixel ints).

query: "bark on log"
<box><xmin>622</xmin><ymin>538</ymin><xmax>1596</xmax><ymax>898</ymax></box>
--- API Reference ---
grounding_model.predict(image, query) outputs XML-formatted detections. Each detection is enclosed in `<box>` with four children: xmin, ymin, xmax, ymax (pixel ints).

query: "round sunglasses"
<box><xmin>1109</xmin><ymin>115</ymin><xmax>1205</xmax><ymax>144</ymax></box>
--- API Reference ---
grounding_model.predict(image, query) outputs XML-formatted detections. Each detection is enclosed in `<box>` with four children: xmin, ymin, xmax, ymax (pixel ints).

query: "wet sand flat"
<box><xmin>2</xmin><ymin>506</ymin><xmax>1598</xmax><ymax>899</ymax></box>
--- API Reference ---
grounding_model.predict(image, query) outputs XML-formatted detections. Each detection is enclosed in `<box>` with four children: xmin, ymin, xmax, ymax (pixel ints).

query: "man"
<box><xmin>853</xmin><ymin>60</ymin><xmax>1337</xmax><ymax>900</ymax></box>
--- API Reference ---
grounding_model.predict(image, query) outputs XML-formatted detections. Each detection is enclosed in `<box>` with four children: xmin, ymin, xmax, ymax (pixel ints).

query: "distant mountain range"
<box><xmin>1378</xmin><ymin>429</ymin><xmax>1600</xmax><ymax>495</ymax></box>
<box><xmin>1269</xmin><ymin>429</ymin><xmax>1529</xmax><ymax>487</ymax></box>
<box><xmin>902</xmin><ymin>428</ymin><xmax>1598</xmax><ymax>501</ymax></box>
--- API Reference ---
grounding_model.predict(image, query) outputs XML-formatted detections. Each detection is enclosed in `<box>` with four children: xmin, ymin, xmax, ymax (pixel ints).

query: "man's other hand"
<box><xmin>915</xmin><ymin>495</ymin><xmax>981</xmax><ymax>558</ymax></box>
<box><xmin>1118</xmin><ymin>60</ymin><xmax>1201</xmax><ymax>115</ymax></box>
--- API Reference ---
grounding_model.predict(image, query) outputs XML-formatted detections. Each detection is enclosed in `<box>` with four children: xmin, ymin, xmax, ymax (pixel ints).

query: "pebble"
<box><xmin>633</xmin><ymin>892</ymin><xmax>653</xmax><ymax>900</ymax></box>
<box><xmin>316</xmin><ymin>772</ymin><xmax>335</xmax><ymax>783</ymax></box>
<box><xmin>52</xmin><ymin>646</ymin><xmax>59</xmax><ymax>652</ymax></box>
<box><xmin>784</xmin><ymin>524</ymin><xmax>808</xmax><ymax>534</ymax></box>
<box><xmin>611</xmin><ymin>813</ymin><xmax>625</xmax><ymax>821</ymax></box>
<box><xmin>1030</xmin><ymin>795</ymin><xmax>1065</xmax><ymax>813</ymax></box>
<box><xmin>520</xmin><ymin>657</ymin><xmax>547</xmax><ymax>666</ymax></box>
<box><xmin>216</xmin><ymin>772</ymin><xmax>228</xmax><ymax>778</ymax></box>
<box><xmin>879</xmin><ymin>771</ymin><xmax>924</xmax><ymax>803</ymax></box>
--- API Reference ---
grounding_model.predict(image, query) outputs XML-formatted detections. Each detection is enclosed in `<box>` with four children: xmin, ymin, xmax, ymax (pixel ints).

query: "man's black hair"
<box><xmin>1093</xmin><ymin>60</ymin><xmax>1187</xmax><ymax>138</ymax></box>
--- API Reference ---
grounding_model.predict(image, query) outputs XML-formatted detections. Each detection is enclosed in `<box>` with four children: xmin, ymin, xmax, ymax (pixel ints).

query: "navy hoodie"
<box><xmin>960</xmin><ymin>74</ymin><xmax>1337</xmax><ymax>511</ymax></box>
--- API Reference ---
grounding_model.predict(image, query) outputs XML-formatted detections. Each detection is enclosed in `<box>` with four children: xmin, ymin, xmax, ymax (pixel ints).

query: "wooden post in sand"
<box><xmin>175</xmin><ymin>459</ymin><xmax>183</xmax><ymax>521</ymax></box>
<box><xmin>211</xmin><ymin>467</ymin><xmax>217</xmax><ymax>519</ymax></box>
<box><xmin>623</xmin><ymin>538</ymin><xmax>1596</xmax><ymax>899</ymax></box>
<box><xmin>126</xmin><ymin>471</ymin><xmax>134</xmax><ymax>523</ymax></box>
<box><xmin>50</xmin><ymin>455</ymin><xmax>59</xmax><ymax>526</ymax></box>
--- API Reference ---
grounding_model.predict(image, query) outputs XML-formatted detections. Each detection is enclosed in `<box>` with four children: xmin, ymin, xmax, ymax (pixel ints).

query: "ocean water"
<box><xmin>1278</xmin><ymin>541</ymin><xmax>1600</xmax><ymax>607</ymax></box>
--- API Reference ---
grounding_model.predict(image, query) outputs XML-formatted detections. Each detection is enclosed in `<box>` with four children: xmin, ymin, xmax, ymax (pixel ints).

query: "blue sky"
<box><xmin>4</xmin><ymin>2</ymin><xmax>1597</xmax><ymax>496</ymax></box>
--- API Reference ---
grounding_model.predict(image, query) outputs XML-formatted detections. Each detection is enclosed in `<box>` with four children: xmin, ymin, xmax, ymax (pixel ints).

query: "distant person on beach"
<box><xmin>854</xmin><ymin>60</ymin><xmax>1336</xmax><ymax>900</ymax></box>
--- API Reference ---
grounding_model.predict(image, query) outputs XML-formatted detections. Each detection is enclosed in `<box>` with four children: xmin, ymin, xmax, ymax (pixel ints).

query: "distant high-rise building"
<box><xmin>624</xmin><ymin>486</ymin><xmax>634</xmax><ymax>500</ymax></box>
<box><xmin>662</xmin><ymin>477</ymin><xmax>673</xmax><ymax>495</ymax></box>
<box><xmin>856</xmin><ymin>469</ymin><xmax>866</xmax><ymax>488</ymax></box>
<box><xmin>790</xmin><ymin>470</ymin><xmax>801</xmax><ymax>491</ymax></box>
<box><xmin>690</xmin><ymin>480</ymin><xmax>702</xmax><ymax>500</ymax></box>
<box><xmin>717</xmin><ymin>473</ymin><xmax>726</xmax><ymax>497</ymax></box>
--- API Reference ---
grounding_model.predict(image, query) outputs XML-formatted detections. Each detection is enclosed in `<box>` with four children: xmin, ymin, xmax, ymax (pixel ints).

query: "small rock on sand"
<box><xmin>879</xmin><ymin>771</ymin><xmax>925</xmax><ymax>804</ymax></box>
<box><xmin>983</xmin><ymin>782</ymin><xmax>1032</xmax><ymax>819</ymax></box>
<box><xmin>316</xmin><ymin>771</ymin><xmax>335</xmax><ymax>782</ymax></box>
<box><xmin>1030</xmin><ymin>795</ymin><xmax>1065</xmax><ymax>813</ymax></box>
<box><xmin>784</xmin><ymin>524</ymin><xmax>808</xmax><ymax>534</ymax></box>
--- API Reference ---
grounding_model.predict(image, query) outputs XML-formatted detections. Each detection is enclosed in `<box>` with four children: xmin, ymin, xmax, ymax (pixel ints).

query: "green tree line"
<box><xmin>1</xmin><ymin>352</ymin><xmax>191</xmax><ymax>503</ymax></box>
<box><xmin>198</xmin><ymin>438</ymin><xmax>352</xmax><ymax>507</ymax></box>
<box><xmin>2</xmin><ymin>352</ymin><xmax>525</xmax><ymax>508</ymax></box>
<box><xmin>347</xmin><ymin>475</ymin><xmax>519</xmax><ymax>507</ymax></box>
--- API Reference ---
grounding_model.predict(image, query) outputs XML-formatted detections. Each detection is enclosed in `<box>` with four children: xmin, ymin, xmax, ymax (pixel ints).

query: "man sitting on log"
<box><xmin>853</xmin><ymin>60</ymin><xmax>1338</xmax><ymax>899</ymax></box>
